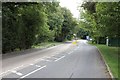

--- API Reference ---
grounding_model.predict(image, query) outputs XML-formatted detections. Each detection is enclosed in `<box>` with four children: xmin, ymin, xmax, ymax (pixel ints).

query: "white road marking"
<box><xmin>0</xmin><ymin>65</ymin><xmax>24</xmax><ymax>76</ymax></box>
<box><xmin>54</xmin><ymin>56</ymin><xmax>65</xmax><ymax>62</ymax></box>
<box><xmin>20</xmin><ymin>65</ymin><xmax>46</xmax><ymax>79</ymax></box>
<box><xmin>11</xmin><ymin>70</ymin><xmax>23</xmax><ymax>76</ymax></box>
<box><xmin>30</xmin><ymin>63</ymin><xmax>41</xmax><ymax>67</ymax></box>
<box><xmin>30</xmin><ymin>64</ymin><xmax>34</xmax><ymax>66</ymax></box>
<box><xmin>35</xmin><ymin>65</ymin><xmax>41</xmax><ymax>68</ymax></box>
<box><xmin>35</xmin><ymin>57</ymin><xmax>45</xmax><ymax>61</ymax></box>
<box><xmin>0</xmin><ymin>70</ymin><xmax>10</xmax><ymax>77</ymax></box>
<box><xmin>40</xmin><ymin>59</ymin><xmax>51</xmax><ymax>62</ymax></box>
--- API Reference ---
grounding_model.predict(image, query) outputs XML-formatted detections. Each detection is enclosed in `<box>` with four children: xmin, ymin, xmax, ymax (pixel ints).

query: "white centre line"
<box><xmin>20</xmin><ymin>65</ymin><xmax>46</xmax><ymax>79</ymax></box>
<box><xmin>54</xmin><ymin>56</ymin><xmax>65</xmax><ymax>62</ymax></box>
<box><xmin>11</xmin><ymin>70</ymin><xmax>23</xmax><ymax>76</ymax></box>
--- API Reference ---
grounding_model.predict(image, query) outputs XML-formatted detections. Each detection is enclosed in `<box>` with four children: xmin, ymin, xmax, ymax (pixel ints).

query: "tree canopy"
<box><xmin>78</xmin><ymin>2</ymin><xmax>120</xmax><ymax>42</ymax></box>
<box><xmin>2</xmin><ymin>2</ymin><xmax>79</xmax><ymax>53</ymax></box>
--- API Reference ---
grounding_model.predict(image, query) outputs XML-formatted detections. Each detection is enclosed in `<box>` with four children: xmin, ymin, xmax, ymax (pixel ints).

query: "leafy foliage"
<box><xmin>2</xmin><ymin>2</ymin><xmax>79</xmax><ymax>53</ymax></box>
<box><xmin>79</xmin><ymin>2</ymin><xmax>120</xmax><ymax>42</ymax></box>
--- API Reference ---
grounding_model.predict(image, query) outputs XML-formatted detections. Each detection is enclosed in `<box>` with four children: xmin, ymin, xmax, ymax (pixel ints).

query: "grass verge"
<box><xmin>88</xmin><ymin>41</ymin><xmax>119</xmax><ymax>79</ymax></box>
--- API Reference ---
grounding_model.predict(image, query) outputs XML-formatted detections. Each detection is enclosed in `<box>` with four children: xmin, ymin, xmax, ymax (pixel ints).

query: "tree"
<box><xmin>2</xmin><ymin>2</ymin><xmax>79</xmax><ymax>53</ymax></box>
<box><xmin>79</xmin><ymin>2</ymin><xmax>120</xmax><ymax>43</ymax></box>
<box><xmin>96</xmin><ymin>2</ymin><xmax>120</xmax><ymax>37</ymax></box>
<box><xmin>57</xmin><ymin>7</ymin><xmax>78</xmax><ymax>41</ymax></box>
<box><xmin>43</xmin><ymin>2</ymin><xmax>64</xmax><ymax>42</ymax></box>
<box><xmin>2</xmin><ymin>2</ymin><xmax>21</xmax><ymax>52</ymax></box>
<box><xmin>2</xmin><ymin>2</ymin><xmax>52</xmax><ymax>53</ymax></box>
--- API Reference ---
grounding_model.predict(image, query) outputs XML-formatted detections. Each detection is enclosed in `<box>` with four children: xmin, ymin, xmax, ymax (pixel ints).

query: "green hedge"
<box><xmin>109</xmin><ymin>37</ymin><xmax>120</xmax><ymax>47</ymax></box>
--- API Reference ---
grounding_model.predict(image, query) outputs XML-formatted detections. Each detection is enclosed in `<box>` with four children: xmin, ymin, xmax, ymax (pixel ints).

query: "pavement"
<box><xmin>1</xmin><ymin>40</ymin><xmax>111</xmax><ymax>79</ymax></box>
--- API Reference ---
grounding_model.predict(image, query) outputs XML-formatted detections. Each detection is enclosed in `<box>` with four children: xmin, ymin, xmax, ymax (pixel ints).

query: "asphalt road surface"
<box><xmin>1</xmin><ymin>40</ymin><xmax>110</xmax><ymax>79</ymax></box>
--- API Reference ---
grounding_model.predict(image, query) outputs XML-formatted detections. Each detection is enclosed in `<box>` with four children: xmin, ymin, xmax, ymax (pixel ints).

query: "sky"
<box><xmin>59</xmin><ymin>0</ymin><xmax>83</xmax><ymax>19</ymax></box>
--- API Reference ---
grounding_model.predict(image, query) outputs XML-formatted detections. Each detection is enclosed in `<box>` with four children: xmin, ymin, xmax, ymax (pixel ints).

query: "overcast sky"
<box><xmin>59</xmin><ymin>0</ymin><xmax>83</xmax><ymax>18</ymax></box>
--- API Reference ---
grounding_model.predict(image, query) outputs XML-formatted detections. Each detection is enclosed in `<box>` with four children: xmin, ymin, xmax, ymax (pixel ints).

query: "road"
<box><xmin>1</xmin><ymin>40</ymin><xmax>110</xmax><ymax>79</ymax></box>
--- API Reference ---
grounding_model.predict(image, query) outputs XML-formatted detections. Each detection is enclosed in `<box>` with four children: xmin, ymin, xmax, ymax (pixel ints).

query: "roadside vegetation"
<box><xmin>89</xmin><ymin>41</ymin><xmax>119</xmax><ymax>79</ymax></box>
<box><xmin>79</xmin><ymin>2</ymin><xmax>120</xmax><ymax>44</ymax></box>
<box><xmin>97</xmin><ymin>45</ymin><xmax>119</xmax><ymax>78</ymax></box>
<box><xmin>2</xmin><ymin>2</ymin><xmax>80</xmax><ymax>54</ymax></box>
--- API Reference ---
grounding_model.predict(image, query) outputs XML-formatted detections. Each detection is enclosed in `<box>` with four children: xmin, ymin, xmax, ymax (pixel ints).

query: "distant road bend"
<box><xmin>1</xmin><ymin>40</ymin><xmax>111</xmax><ymax>79</ymax></box>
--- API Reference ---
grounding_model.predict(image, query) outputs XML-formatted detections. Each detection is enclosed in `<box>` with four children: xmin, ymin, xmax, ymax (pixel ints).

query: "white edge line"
<box><xmin>54</xmin><ymin>56</ymin><xmax>65</xmax><ymax>62</ymax></box>
<box><xmin>20</xmin><ymin>65</ymin><xmax>46</xmax><ymax>79</ymax></box>
<box><xmin>0</xmin><ymin>70</ymin><xmax>10</xmax><ymax>76</ymax></box>
<box><xmin>0</xmin><ymin>65</ymin><xmax>24</xmax><ymax>76</ymax></box>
